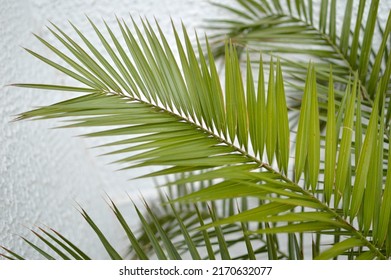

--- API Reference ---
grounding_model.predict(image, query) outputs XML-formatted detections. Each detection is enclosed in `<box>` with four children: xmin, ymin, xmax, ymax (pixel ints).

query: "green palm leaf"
<box><xmin>207</xmin><ymin>0</ymin><xmax>391</xmax><ymax>142</ymax></box>
<box><xmin>2</xmin><ymin>3</ymin><xmax>391</xmax><ymax>259</ymax></box>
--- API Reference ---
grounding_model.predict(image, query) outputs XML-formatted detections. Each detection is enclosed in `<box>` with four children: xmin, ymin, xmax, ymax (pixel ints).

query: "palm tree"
<box><xmin>1</xmin><ymin>0</ymin><xmax>391</xmax><ymax>260</ymax></box>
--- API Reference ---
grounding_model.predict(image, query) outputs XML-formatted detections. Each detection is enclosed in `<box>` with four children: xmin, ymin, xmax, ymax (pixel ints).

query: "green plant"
<box><xmin>2</xmin><ymin>0</ymin><xmax>391</xmax><ymax>260</ymax></box>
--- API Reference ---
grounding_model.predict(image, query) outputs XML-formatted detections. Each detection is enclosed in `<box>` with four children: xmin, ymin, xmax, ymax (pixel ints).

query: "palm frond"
<box><xmin>207</xmin><ymin>0</ymin><xmax>391</xmax><ymax>132</ymax></box>
<box><xmin>2</xmin><ymin>6</ymin><xmax>391</xmax><ymax>259</ymax></box>
<box><xmin>2</xmin><ymin>196</ymin><xmax>277</xmax><ymax>260</ymax></box>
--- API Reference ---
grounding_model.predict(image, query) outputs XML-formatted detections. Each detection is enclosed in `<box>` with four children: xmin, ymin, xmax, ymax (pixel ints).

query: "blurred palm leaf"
<box><xmin>207</xmin><ymin>0</ymin><xmax>391</xmax><ymax>127</ymax></box>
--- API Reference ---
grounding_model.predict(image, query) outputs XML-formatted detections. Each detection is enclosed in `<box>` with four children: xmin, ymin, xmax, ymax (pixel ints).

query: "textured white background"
<box><xmin>1</xmin><ymin>0</ymin><xmax>390</xmax><ymax>259</ymax></box>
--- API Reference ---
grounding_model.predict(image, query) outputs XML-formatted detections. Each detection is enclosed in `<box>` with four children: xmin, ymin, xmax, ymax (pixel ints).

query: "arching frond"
<box><xmin>2</xmin><ymin>4</ymin><xmax>391</xmax><ymax>260</ymax></box>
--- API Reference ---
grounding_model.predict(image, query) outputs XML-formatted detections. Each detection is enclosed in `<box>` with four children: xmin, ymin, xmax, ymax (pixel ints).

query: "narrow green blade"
<box><xmin>257</xmin><ymin>52</ymin><xmax>266</xmax><ymax>158</ymax></box>
<box><xmin>358</xmin><ymin>0</ymin><xmax>380</xmax><ymax>83</ymax></box>
<box><xmin>375</xmin><ymin>127</ymin><xmax>391</xmax><ymax>246</ymax></box>
<box><xmin>109</xmin><ymin>200</ymin><xmax>148</xmax><ymax>259</ymax></box>
<box><xmin>335</xmin><ymin>75</ymin><xmax>357</xmax><ymax>205</ymax></box>
<box><xmin>80</xmin><ymin>208</ymin><xmax>122</xmax><ymax>260</ymax></box>
<box><xmin>315</xmin><ymin>237</ymin><xmax>365</xmax><ymax>260</ymax></box>
<box><xmin>275</xmin><ymin>58</ymin><xmax>290</xmax><ymax>175</ymax></box>
<box><xmin>339</xmin><ymin>0</ymin><xmax>353</xmax><ymax>56</ymax></box>
<box><xmin>133</xmin><ymin>204</ymin><xmax>167</xmax><ymax>260</ymax></box>
<box><xmin>307</xmin><ymin>66</ymin><xmax>320</xmax><ymax>192</ymax></box>
<box><xmin>266</xmin><ymin>57</ymin><xmax>277</xmax><ymax>163</ymax></box>
<box><xmin>294</xmin><ymin>64</ymin><xmax>312</xmax><ymax>182</ymax></box>
<box><xmin>350</xmin><ymin>90</ymin><xmax>380</xmax><ymax>219</ymax></box>
<box><xmin>168</xmin><ymin>200</ymin><xmax>202</xmax><ymax>260</ymax></box>
<box><xmin>143</xmin><ymin>201</ymin><xmax>182</xmax><ymax>260</ymax></box>
<box><xmin>324</xmin><ymin>67</ymin><xmax>336</xmax><ymax>204</ymax></box>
